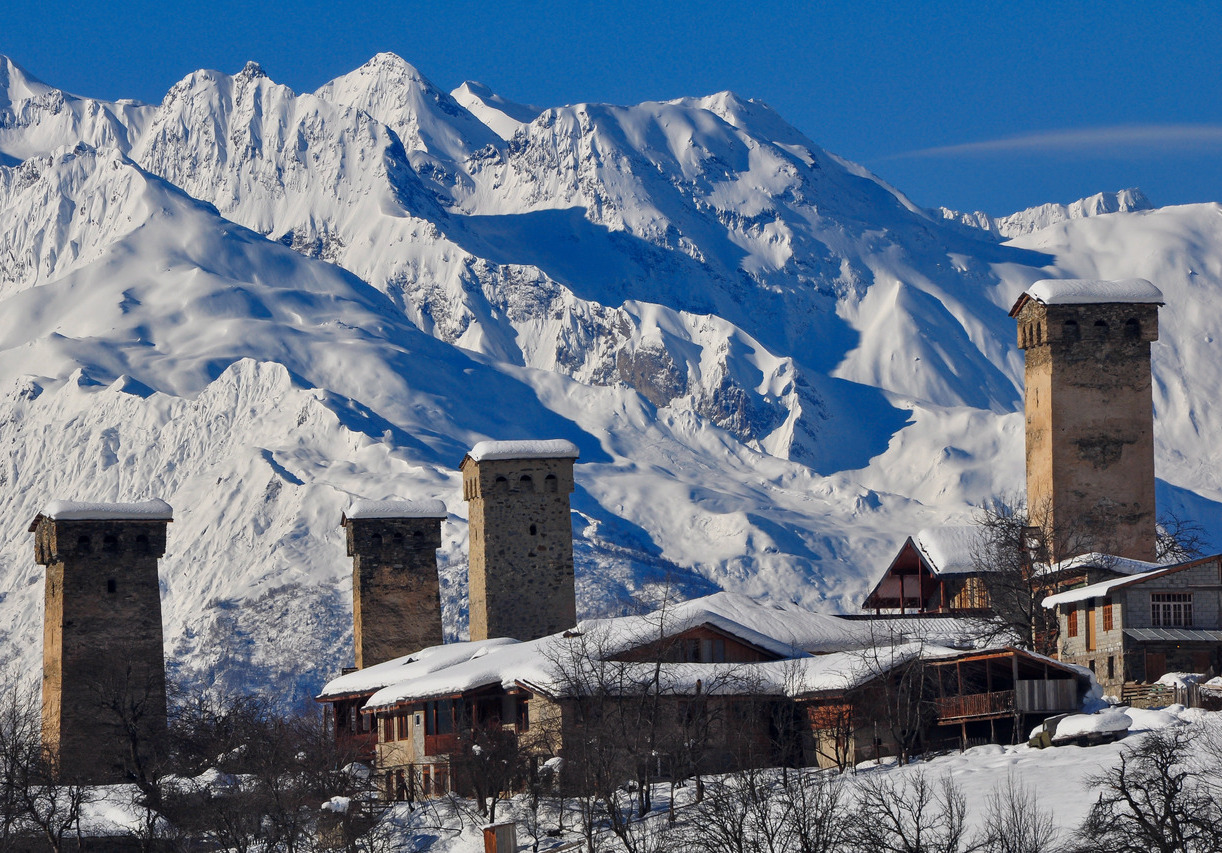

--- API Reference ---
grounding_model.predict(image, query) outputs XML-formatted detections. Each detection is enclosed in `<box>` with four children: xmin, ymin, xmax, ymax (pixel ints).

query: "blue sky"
<box><xmin>5</xmin><ymin>0</ymin><xmax>1221</xmax><ymax>215</ymax></box>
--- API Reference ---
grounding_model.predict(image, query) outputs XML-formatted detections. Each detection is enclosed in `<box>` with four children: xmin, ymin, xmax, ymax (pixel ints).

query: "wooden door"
<box><xmin>1145</xmin><ymin>652</ymin><xmax>1166</xmax><ymax>682</ymax></box>
<box><xmin>1086</xmin><ymin>605</ymin><xmax>1096</xmax><ymax>651</ymax></box>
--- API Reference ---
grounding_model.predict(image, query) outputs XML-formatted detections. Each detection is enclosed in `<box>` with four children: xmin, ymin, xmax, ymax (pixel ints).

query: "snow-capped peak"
<box><xmin>237</xmin><ymin>60</ymin><xmax>268</xmax><ymax>80</ymax></box>
<box><xmin>314</xmin><ymin>53</ymin><xmax>501</xmax><ymax>175</ymax></box>
<box><xmin>0</xmin><ymin>54</ymin><xmax>55</xmax><ymax>107</ymax></box>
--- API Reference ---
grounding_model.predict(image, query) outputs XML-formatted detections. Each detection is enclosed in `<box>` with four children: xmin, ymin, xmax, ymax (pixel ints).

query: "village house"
<box><xmin>1043</xmin><ymin>554</ymin><xmax>1222</xmax><ymax>694</ymax></box>
<box><xmin>860</xmin><ymin>526</ymin><xmax>993</xmax><ymax>616</ymax></box>
<box><xmin>318</xmin><ymin>591</ymin><xmax>1088</xmax><ymax>795</ymax></box>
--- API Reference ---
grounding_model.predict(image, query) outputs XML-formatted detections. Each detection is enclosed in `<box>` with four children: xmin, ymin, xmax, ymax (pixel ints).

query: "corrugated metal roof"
<box><xmin>1124</xmin><ymin>627</ymin><xmax>1222</xmax><ymax>643</ymax></box>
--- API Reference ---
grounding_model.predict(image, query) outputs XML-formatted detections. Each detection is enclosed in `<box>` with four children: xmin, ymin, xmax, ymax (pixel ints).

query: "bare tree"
<box><xmin>977</xmin><ymin>775</ymin><xmax>1061</xmax><ymax>853</ymax></box>
<box><xmin>0</xmin><ymin>668</ymin><xmax>87</xmax><ymax>853</ymax></box>
<box><xmin>847</xmin><ymin>771</ymin><xmax>973</xmax><ymax>853</ymax></box>
<box><xmin>1072</xmin><ymin>727</ymin><xmax>1222</xmax><ymax>853</ymax></box>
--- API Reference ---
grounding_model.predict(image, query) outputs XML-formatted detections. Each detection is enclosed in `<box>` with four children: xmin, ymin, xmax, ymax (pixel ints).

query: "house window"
<box><xmin>425</xmin><ymin>699</ymin><xmax>455</xmax><ymax>735</ymax></box>
<box><xmin>106</xmin><ymin>578</ymin><xmax>117</xmax><ymax>594</ymax></box>
<box><xmin>1067</xmin><ymin>608</ymin><xmax>1078</xmax><ymax>638</ymax></box>
<box><xmin>700</xmin><ymin>638</ymin><xmax>727</xmax><ymax>663</ymax></box>
<box><xmin>1102</xmin><ymin>600</ymin><xmax>1114</xmax><ymax>632</ymax></box>
<box><xmin>1151</xmin><ymin>593</ymin><xmax>1193</xmax><ymax>627</ymax></box>
<box><xmin>1107</xmin><ymin>657</ymin><xmax>1115</xmax><ymax>680</ymax></box>
<box><xmin>516</xmin><ymin>700</ymin><xmax>530</xmax><ymax>732</ymax></box>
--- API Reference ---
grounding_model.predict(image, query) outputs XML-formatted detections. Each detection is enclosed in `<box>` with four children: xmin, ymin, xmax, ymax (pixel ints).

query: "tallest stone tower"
<box><xmin>1009</xmin><ymin>278</ymin><xmax>1163</xmax><ymax>562</ymax></box>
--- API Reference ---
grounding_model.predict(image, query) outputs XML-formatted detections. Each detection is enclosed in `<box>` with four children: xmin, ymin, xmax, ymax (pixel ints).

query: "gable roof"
<box><xmin>1042</xmin><ymin>555</ymin><xmax>1222</xmax><ymax>608</ymax></box>
<box><xmin>318</xmin><ymin>592</ymin><xmax>893</xmax><ymax>708</ymax></box>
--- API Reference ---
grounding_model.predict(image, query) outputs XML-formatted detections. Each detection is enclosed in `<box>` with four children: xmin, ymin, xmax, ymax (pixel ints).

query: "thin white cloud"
<box><xmin>884</xmin><ymin>125</ymin><xmax>1222</xmax><ymax>160</ymax></box>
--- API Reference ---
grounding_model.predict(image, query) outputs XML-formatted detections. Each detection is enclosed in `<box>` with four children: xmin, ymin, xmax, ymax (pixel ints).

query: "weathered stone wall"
<box><xmin>1057</xmin><ymin>599</ymin><xmax>1125</xmax><ymax>691</ymax></box>
<box><xmin>1120</xmin><ymin>559</ymin><xmax>1222</xmax><ymax>629</ymax></box>
<box><xmin>35</xmin><ymin>518</ymin><xmax>168</xmax><ymax>783</ymax></box>
<box><xmin>345</xmin><ymin>517</ymin><xmax>444</xmax><ymax>668</ymax></box>
<box><xmin>463</xmin><ymin>456</ymin><xmax>577</xmax><ymax>642</ymax></box>
<box><xmin>1017</xmin><ymin>300</ymin><xmax>1160</xmax><ymax>561</ymax></box>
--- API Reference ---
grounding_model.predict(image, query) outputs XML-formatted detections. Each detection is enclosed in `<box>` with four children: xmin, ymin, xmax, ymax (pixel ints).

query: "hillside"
<box><xmin>0</xmin><ymin>54</ymin><xmax>1219</xmax><ymax>702</ymax></box>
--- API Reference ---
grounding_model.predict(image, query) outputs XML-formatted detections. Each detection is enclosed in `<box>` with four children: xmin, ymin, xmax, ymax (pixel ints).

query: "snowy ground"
<box><xmin>375</xmin><ymin>704</ymin><xmax>1222</xmax><ymax>851</ymax></box>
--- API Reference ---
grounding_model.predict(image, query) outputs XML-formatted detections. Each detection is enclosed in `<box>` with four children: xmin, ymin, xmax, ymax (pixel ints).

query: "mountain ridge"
<box><xmin>0</xmin><ymin>53</ymin><xmax>1218</xmax><ymax>705</ymax></box>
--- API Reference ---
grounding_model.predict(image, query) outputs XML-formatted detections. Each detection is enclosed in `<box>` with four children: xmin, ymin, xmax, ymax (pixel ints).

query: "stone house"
<box><xmin>1043</xmin><ymin>554</ymin><xmax>1222</xmax><ymax>693</ymax></box>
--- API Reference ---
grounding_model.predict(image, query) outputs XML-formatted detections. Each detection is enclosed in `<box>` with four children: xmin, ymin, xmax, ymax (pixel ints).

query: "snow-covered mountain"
<box><xmin>935</xmin><ymin>188</ymin><xmax>1154</xmax><ymax>240</ymax></box>
<box><xmin>0</xmin><ymin>54</ymin><xmax>1218</xmax><ymax>703</ymax></box>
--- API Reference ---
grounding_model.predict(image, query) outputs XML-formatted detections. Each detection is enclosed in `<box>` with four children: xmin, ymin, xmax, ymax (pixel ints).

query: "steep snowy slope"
<box><xmin>450</xmin><ymin>80</ymin><xmax>542</xmax><ymax>140</ymax></box>
<box><xmin>314</xmin><ymin>53</ymin><xmax>503</xmax><ymax>195</ymax></box>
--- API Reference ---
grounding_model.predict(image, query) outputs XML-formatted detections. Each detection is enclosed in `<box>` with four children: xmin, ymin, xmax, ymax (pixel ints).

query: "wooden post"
<box><xmin>483</xmin><ymin>822</ymin><xmax>517</xmax><ymax>853</ymax></box>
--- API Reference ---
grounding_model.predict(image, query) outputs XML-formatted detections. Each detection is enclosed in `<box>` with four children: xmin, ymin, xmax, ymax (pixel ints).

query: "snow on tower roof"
<box><xmin>1025</xmin><ymin>278</ymin><xmax>1164</xmax><ymax>307</ymax></box>
<box><xmin>343</xmin><ymin>498</ymin><xmax>447</xmax><ymax>521</ymax></box>
<box><xmin>464</xmin><ymin>439</ymin><xmax>580</xmax><ymax>463</ymax></box>
<box><xmin>31</xmin><ymin>499</ymin><xmax>174</xmax><ymax>527</ymax></box>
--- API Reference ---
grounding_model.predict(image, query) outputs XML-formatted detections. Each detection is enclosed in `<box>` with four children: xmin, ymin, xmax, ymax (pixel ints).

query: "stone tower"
<box><xmin>1010</xmin><ymin>279</ymin><xmax>1163</xmax><ymax>561</ymax></box>
<box><xmin>342</xmin><ymin>499</ymin><xmax>448</xmax><ymax>668</ymax></box>
<box><xmin>462</xmin><ymin>439</ymin><xmax>579</xmax><ymax>641</ymax></box>
<box><xmin>31</xmin><ymin>499</ymin><xmax>172</xmax><ymax>783</ymax></box>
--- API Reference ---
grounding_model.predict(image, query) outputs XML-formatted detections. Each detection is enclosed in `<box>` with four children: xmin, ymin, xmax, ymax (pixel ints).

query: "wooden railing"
<box><xmin>424</xmin><ymin>732</ymin><xmax>458</xmax><ymax>755</ymax></box>
<box><xmin>936</xmin><ymin>690</ymin><xmax>1015</xmax><ymax>721</ymax></box>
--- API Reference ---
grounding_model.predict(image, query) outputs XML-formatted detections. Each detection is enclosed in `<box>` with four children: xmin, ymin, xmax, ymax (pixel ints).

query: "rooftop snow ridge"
<box><xmin>915</xmin><ymin>525</ymin><xmax>985</xmax><ymax>575</ymax></box>
<box><xmin>343</xmin><ymin>498</ymin><xmax>447</xmax><ymax>520</ymax></box>
<box><xmin>35</xmin><ymin>499</ymin><xmax>174</xmax><ymax>522</ymax></box>
<box><xmin>1025</xmin><ymin>278</ymin><xmax>1164</xmax><ymax>306</ymax></box>
<box><xmin>465</xmin><ymin>439</ymin><xmax>580</xmax><ymax>463</ymax></box>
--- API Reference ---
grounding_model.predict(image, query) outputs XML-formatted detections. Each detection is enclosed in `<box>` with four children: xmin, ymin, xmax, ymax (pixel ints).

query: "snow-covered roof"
<box><xmin>1025</xmin><ymin>278</ymin><xmax>1164</xmax><ymax>306</ymax></box>
<box><xmin>357</xmin><ymin>638</ymin><xmax>969</xmax><ymax>709</ymax></box>
<box><xmin>1042</xmin><ymin>563</ymin><xmax>1187</xmax><ymax>608</ymax></box>
<box><xmin>1036</xmin><ymin>551</ymin><xmax>1161</xmax><ymax>579</ymax></box>
<box><xmin>33</xmin><ymin>499</ymin><xmax>174</xmax><ymax>523</ymax></box>
<box><xmin>915</xmin><ymin>526</ymin><xmax>984</xmax><ymax>575</ymax></box>
<box><xmin>343</xmin><ymin>498</ymin><xmax>447</xmax><ymax>520</ymax></box>
<box><xmin>576</xmin><ymin>591</ymin><xmax>881</xmax><ymax>657</ymax></box>
<box><xmin>318</xmin><ymin>591</ymin><xmax>987</xmax><ymax>710</ymax></box>
<box><xmin>464</xmin><ymin>439</ymin><xmax>580</xmax><ymax>463</ymax></box>
<box><xmin>317</xmin><ymin>638</ymin><xmax>520</xmax><ymax>699</ymax></box>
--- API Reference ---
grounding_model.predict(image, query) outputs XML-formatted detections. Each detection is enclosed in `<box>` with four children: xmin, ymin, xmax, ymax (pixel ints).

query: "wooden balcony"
<box><xmin>936</xmin><ymin>690</ymin><xmax>1015</xmax><ymax>721</ymax></box>
<box><xmin>424</xmin><ymin>733</ymin><xmax>458</xmax><ymax>755</ymax></box>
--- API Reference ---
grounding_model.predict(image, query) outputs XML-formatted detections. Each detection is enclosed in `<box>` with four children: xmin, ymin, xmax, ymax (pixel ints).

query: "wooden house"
<box><xmin>861</xmin><ymin>526</ymin><xmax>993</xmax><ymax>615</ymax></box>
<box><xmin>319</xmin><ymin>592</ymin><xmax>1089</xmax><ymax>798</ymax></box>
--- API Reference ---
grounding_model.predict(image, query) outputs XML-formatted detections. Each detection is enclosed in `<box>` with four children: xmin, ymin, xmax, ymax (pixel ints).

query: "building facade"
<box><xmin>1045</xmin><ymin>555</ymin><xmax>1222</xmax><ymax>693</ymax></box>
